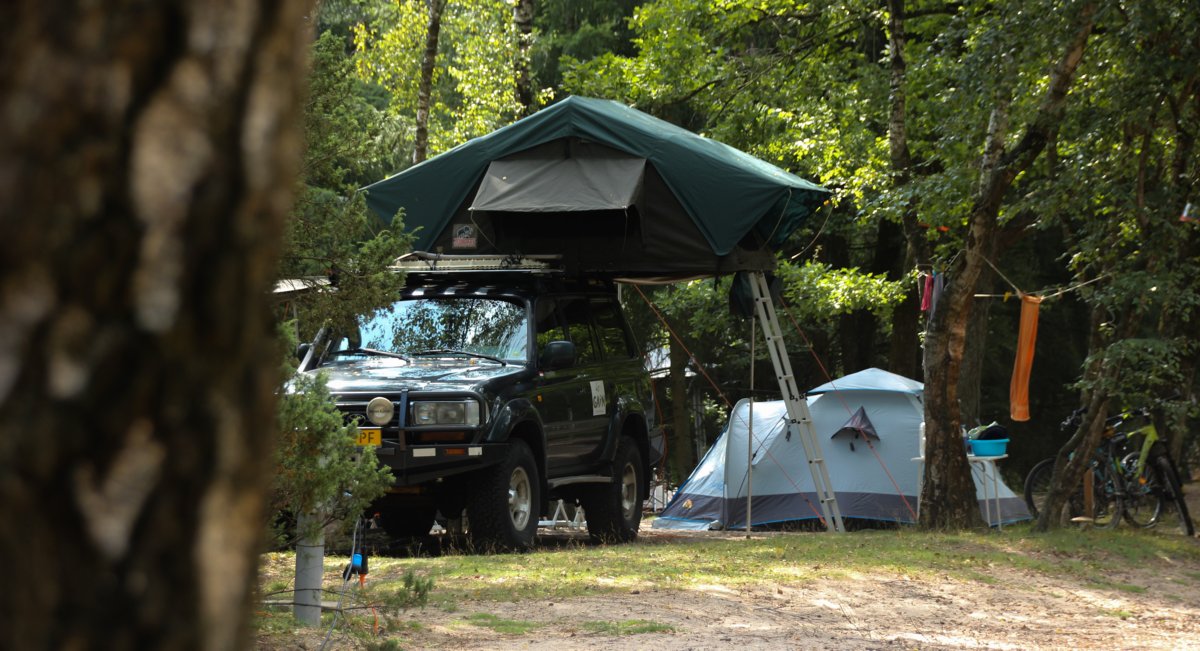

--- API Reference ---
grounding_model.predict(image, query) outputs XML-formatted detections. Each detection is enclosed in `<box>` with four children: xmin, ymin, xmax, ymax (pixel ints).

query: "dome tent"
<box><xmin>654</xmin><ymin>368</ymin><xmax>1032</xmax><ymax>529</ymax></box>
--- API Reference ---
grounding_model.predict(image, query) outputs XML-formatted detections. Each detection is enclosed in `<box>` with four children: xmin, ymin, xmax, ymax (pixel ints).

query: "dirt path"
<box><xmin>379</xmin><ymin>527</ymin><xmax>1200</xmax><ymax>651</ymax></box>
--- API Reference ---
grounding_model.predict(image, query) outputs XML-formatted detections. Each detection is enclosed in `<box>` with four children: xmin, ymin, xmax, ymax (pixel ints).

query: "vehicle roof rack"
<box><xmin>391</xmin><ymin>251</ymin><xmax>563</xmax><ymax>273</ymax></box>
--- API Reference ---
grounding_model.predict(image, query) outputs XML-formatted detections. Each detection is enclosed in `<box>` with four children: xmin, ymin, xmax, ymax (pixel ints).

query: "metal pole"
<box><xmin>747</xmin><ymin>313</ymin><xmax>754</xmax><ymax>535</ymax></box>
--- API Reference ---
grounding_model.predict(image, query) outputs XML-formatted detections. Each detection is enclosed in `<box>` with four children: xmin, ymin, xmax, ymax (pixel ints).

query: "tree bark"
<box><xmin>1034</xmin><ymin>304</ymin><xmax>1111</xmax><ymax>531</ymax></box>
<box><xmin>0</xmin><ymin>1</ymin><xmax>312</xmax><ymax>648</ymax></box>
<box><xmin>513</xmin><ymin>0</ymin><xmax>536</xmax><ymax>115</ymax></box>
<box><xmin>920</xmin><ymin>2</ymin><xmax>1096</xmax><ymax>529</ymax></box>
<box><xmin>414</xmin><ymin>0</ymin><xmax>447</xmax><ymax>164</ymax></box>
<box><xmin>884</xmin><ymin>0</ymin><xmax>926</xmax><ymax>381</ymax></box>
<box><xmin>668</xmin><ymin>335</ymin><xmax>695</xmax><ymax>484</ymax></box>
<box><xmin>957</xmin><ymin>259</ymin><xmax>995</xmax><ymax>427</ymax></box>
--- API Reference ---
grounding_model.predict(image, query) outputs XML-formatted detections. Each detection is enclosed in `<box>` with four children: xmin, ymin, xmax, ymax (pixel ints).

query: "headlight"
<box><xmin>366</xmin><ymin>397</ymin><xmax>395</xmax><ymax>426</ymax></box>
<box><xmin>411</xmin><ymin>400</ymin><xmax>481</xmax><ymax>426</ymax></box>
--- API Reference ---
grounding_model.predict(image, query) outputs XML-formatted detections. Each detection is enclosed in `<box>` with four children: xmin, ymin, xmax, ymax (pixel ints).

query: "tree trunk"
<box><xmin>884</xmin><ymin>0</ymin><xmax>926</xmax><ymax>381</ymax></box>
<box><xmin>958</xmin><ymin>262</ymin><xmax>996</xmax><ymax>427</ymax></box>
<box><xmin>668</xmin><ymin>335</ymin><xmax>695</xmax><ymax>484</ymax></box>
<box><xmin>513</xmin><ymin>0</ymin><xmax>536</xmax><ymax>115</ymax></box>
<box><xmin>920</xmin><ymin>3</ymin><xmax>1096</xmax><ymax>529</ymax></box>
<box><xmin>1034</xmin><ymin>303</ymin><xmax>1112</xmax><ymax>531</ymax></box>
<box><xmin>294</xmin><ymin>512</ymin><xmax>326</xmax><ymax>625</ymax></box>
<box><xmin>0</xmin><ymin>1</ymin><xmax>312</xmax><ymax>648</ymax></box>
<box><xmin>414</xmin><ymin>0</ymin><xmax>447</xmax><ymax>164</ymax></box>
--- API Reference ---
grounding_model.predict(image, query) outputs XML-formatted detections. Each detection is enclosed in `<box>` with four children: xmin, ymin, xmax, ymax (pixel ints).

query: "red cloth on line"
<box><xmin>920</xmin><ymin>273</ymin><xmax>933</xmax><ymax>311</ymax></box>
<box><xmin>1009</xmin><ymin>294</ymin><xmax>1043</xmax><ymax>422</ymax></box>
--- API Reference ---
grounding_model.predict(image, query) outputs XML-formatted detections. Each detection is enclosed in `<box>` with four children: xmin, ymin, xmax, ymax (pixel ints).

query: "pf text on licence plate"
<box><xmin>356</xmin><ymin>428</ymin><xmax>382</xmax><ymax>446</ymax></box>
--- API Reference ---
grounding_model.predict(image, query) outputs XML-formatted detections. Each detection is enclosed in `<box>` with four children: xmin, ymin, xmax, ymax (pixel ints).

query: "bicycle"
<box><xmin>1024</xmin><ymin>408</ymin><xmax>1194</xmax><ymax>536</ymax></box>
<box><xmin>1114</xmin><ymin>409</ymin><xmax>1194</xmax><ymax>536</ymax></box>
<box><xmin>1024</xmin><ymin>409</ymin><xmax>1124</xmax><ymax>529</ymax></box>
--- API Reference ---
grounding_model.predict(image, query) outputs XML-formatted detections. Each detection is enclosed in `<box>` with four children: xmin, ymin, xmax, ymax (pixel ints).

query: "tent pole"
<box><xmin>747</xmin><ymin>313</ymin><xmax>755</xmax><ymax>536</ymax></box>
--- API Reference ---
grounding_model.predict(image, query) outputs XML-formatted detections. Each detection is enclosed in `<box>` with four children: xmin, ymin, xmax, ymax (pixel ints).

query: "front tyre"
<box><xmin>581</xmin><ymin>436</ymin><xmax>644</xmax><ymax>543</ymax></box>
<box><xmin>1121</xmin><ymin>452</ymin><xmax>1164</xmax><ymax>528</ymax></box>
<box><xmin>1155</xmin><ymin>455</ymin><xmax>1195</xmax><ymax>537</ymax></box>
<box><xmin>466</xmin><ymin>439</ymin><xmax>541</xmax><ymax>551</ymax></box>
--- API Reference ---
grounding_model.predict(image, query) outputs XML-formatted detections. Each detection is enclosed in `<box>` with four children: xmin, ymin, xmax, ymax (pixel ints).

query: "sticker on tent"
<box><xmin>451</xmin><ymin>224</ymin><xmax>477</xmax><ymax>249</ymax></box>
<box><xmin>590</xmin><ymin>381</ymin><xmax>606</xmax><ymax>416</ymax></box>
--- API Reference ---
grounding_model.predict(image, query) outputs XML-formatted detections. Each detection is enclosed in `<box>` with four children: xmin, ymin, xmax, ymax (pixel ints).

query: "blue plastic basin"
<box><xmin>969</xmin><ymin>438</ymin><xmax>1009</xmax><ymax>457</ymax></box>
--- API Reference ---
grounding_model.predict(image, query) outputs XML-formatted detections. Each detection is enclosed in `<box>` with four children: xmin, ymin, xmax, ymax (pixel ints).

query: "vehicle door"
<box><xmin>533</xmin><ymin>296</ymin><xmax>587</xmax><ymax>474</ymax></box>
<box><xmin>557</xmin><ymin>296</ymin><xmax>610</xmax><ymax>467</ymax></box>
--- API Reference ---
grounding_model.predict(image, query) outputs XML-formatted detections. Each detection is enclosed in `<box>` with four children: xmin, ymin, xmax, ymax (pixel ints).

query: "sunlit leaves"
<box><xmin>354</xmin><ymin>0</ymin><xmax>524</xmax><ymax>161</ymax></box>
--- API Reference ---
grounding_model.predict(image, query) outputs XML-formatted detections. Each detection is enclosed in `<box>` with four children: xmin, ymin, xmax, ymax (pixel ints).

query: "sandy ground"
<box><xmin>265</xmin><ymin>492</ymin><xmax>1200</xmax><ymax>650</ymax></box>
<box><xmin>380</xmin><ymin>530</ymin><xmax>1200</xmax><ymax>651</ymax></box>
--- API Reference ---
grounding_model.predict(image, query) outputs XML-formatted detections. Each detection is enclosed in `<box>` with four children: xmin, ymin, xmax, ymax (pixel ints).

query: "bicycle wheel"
<box><xmin>1023</xmin><ymin>458</ymin><xmax>1056</xmax><ymax>518</ymax></box>
<box><xmin>1154</xmin><ymin>455</ymin><xmax>1195</xmax><ymax>537</ymax></box>
<box><xmin>1087</xmin><ymin>461</ymin><xmax>1123</xmax><ymax>530</ymax></box>
<box><xmin>1121</xmin><ymin>452</ymin><xmax>1165</xmax><ymax>528</ymax></box>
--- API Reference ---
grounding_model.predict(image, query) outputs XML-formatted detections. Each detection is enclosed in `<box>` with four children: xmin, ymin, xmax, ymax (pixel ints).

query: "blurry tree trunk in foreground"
<box><xmin>0</xmin><ymin>1</ymin><xmax>313</xmax><ymax>648</ymax></box>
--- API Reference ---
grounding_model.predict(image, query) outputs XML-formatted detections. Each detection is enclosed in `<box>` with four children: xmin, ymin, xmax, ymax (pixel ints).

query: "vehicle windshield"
<box><xmin>327</xmin><ymin>297</ymin><xmax>529</xmax><ymax>364</ymax></box>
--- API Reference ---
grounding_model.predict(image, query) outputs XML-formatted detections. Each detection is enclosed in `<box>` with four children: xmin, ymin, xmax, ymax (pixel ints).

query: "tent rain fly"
<box><xmin>361</xmin><ymin>96</ymin><xmax>830</xmax><ymax>279</ymax></box>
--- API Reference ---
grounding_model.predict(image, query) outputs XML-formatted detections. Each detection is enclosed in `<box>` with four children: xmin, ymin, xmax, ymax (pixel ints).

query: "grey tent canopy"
<box><xmin>653</xmin><ymin>369</ymin><xmax>1033</xmax><ymax>529</ymax></box>
<box><xmin>361</xmin><ymin>96</ymin><xmax>830</xmax><ymax>279</ymax></box>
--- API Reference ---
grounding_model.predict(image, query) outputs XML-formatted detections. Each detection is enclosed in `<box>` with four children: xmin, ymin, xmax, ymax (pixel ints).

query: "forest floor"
<box><xmin>359</xmin><ymin>534</ymin><xmax>1199</xmax><ymax>649</ymax></box>
<box><xmin>257</xmin><ymin>490</ymin><xmax>1200</xmax><ymax>650</ymax></box>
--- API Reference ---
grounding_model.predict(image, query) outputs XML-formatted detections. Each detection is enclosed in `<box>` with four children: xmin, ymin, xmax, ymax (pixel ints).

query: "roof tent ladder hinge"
<box><xmin>749</xmin><ymin>271</ymin><xmax>845</xmax><ymax>533</ymax></box>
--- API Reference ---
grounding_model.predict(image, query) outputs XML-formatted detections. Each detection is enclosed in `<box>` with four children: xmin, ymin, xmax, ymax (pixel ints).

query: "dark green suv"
<box><xmin>298</xmin><ymin>266</ymin><xmax>662</xmax><ymax>549</ymax></box>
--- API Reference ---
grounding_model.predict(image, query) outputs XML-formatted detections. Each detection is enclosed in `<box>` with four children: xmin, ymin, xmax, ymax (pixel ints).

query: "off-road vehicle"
<box><xmin>297</xmin><ymin>255</ymin><xmax>662</xmax><ymax>549</ymax></box>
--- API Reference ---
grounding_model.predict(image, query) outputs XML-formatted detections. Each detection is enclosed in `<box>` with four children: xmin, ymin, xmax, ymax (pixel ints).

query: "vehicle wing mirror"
<box><xmin>295</xmin><ymin>342</ymin><xmax>312</xmax><ymax>361</ymax></box>
<box><xmin>540</xmin><ymin>340</ymin><xmax>576</xmax><ymax>371</ymax></box>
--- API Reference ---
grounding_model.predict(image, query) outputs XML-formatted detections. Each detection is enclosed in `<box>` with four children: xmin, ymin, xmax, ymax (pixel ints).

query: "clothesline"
<box><xmin>971</xmin><ymin>255</ymin><xmax>1110</xmax><ymax>301</ymax></box>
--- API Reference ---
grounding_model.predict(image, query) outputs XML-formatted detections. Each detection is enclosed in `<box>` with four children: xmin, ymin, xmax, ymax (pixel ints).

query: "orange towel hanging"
<box><xmin>1010</xmin><ymin>294</ymin><xmax>1043</xmax><ymax>421</ymax></box>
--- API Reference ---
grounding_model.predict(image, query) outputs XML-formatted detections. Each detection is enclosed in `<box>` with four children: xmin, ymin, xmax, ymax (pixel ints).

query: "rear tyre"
<box><xmin>1023</xmin><ymin>458</ymin><xmax>1055</xmax><ymax>519</ymax></box>
<box><xmin>581</xmin><ymin>436</ymin><xmax>644</xmax><ymax>543</ymax></box>
<box><xmin>1121</xmin><ymin>452</ymin><xmax>1165</xmax><ymax>528</ymax></box>
<box><xmin>466</xmin><ymin>439</ymin><xmax>541</xmax><ymax>551</ymax></box>
<box><xmin>1023</xmin><ymin>457</ymin><xmax>1122</xmax><ymax>528</ymax></box>
<box><xmin>1155</xmin><ymin>455</ymin><xmax>1195</xmax><ymax>537</ymax></box>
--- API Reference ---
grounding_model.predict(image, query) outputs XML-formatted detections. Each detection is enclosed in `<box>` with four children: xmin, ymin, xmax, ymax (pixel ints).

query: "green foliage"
<box><xmin>353</xmin><ymin>0</ymin><xmax>527</xmax><ymax>160</ymax></box>
<box><xmin>379</xmin><ymin>569</ymin><xmax>435</xmax><ymax>609</ymax></box>
<box><xmin>282</xmin><ymin>31</ymin><xmax>413</xmax><ymax>337</ymax></box>
<box><xmin>269</xmin><ymin>29</ymin><xmax>413</xmax><ymax>544</ymax></box>
<box><xmin>270</xmin><ymin>324</ymin><xmax>393</xmax><ymax>543</ymax></box>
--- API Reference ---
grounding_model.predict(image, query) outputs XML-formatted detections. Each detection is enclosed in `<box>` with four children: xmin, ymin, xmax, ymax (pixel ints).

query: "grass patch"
<box><xmin>464</xmin><ymin>613</ymin><xmax>542</xmax><ymax>634</ymax></box>
<box><xmin>256</xmin><ymin>524</ymin><xmax>1200</xmax><ymax>638</ymax></box>
<box><xmin>1088</xmin><ymin>579</ymin><xmax>1147</xmax><ymax>594</ymax></box>
<box><xmin>1100</xmin><ymin>608</ymin><xmax>1135</xmax><ymax>620</ymax></box>
<box><xmin>581</xmin><ymin>619</ymin><xmax>675</xmax><ymax>635</ymax></box>
<box><xmin>253</xmin><ymin>610</ymin><xmax>302</xmax><ymax>635</ymax></box>
<box><xmin>387</xmin><ymin>525</ymin><xmax>1198</xmax><ymax>603</ymax></box>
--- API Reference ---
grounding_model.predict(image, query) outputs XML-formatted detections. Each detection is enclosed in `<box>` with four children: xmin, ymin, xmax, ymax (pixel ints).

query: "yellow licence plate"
<box><xmin>356</xmin><ymin>428</ymin><xmax>382</xmax><ymax>446</ymax></box>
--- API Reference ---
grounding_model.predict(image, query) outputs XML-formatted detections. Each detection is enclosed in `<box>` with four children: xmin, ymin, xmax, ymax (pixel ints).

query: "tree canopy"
<box><xmin>342</xmin><ymin>0</ymin><xmax>1199</xmax><ymax>529</ymax></box>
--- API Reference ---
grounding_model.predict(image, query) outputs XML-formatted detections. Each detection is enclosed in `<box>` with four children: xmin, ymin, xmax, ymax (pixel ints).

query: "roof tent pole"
<box><xmin>749</xmin><ymin>271</ymin><xmax>845</xmax><ymax>532</ymax></box>
<box><xmin>746</xmin><ymin>313</ymin><xmax>755</xmax><ymax>535</ymax></box>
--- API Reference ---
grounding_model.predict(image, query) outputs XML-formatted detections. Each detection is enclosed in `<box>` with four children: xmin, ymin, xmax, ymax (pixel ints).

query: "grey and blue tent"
<box><xmin>654</xmin><ymin>368</ymin><xmax>1031</xmax><ymax>529</ymax></box>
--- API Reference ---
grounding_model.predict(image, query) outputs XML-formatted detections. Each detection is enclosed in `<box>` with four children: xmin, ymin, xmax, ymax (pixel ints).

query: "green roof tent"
<box><xmin>362</xmin><ymin>96</ymin><xmax>830</xmax><ymax>279</ymax></box>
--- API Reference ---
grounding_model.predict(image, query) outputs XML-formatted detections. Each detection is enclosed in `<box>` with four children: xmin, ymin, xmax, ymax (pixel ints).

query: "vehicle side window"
<box><xmin>591</xmin><ymin>297</ymin><xmax>634</xmax><ymax>360</ymax></box>
<box><xmin>559</xmin><ymin>297</ymin><xmax>597</xmax><ymax>365</ymax></box>
<box><xmin>534</xmin><ymin>298</ymin><xmax>564</xmax><ymax>352</ymax></box>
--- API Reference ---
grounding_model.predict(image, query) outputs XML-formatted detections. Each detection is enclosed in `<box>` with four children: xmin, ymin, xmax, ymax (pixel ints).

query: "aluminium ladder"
<box><xmin>748</xmin><ymin>271</ymin><xmax>845</xmax><ymax>533</ymax></box>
